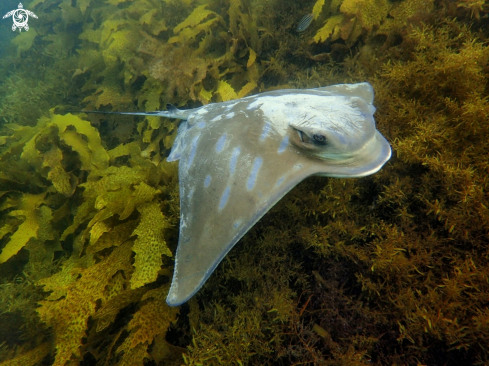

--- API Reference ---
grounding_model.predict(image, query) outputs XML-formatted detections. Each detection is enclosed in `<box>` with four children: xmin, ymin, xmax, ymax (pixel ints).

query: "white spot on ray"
<box><xmin>277</xmin><ymin>176</ymin><xmax>285</xmax><ymax>186</ymax></box>
<box><xmin>225</xmin><ymin>102</ymin><xmax>238</xmax><ymax>111</ymax></box>
<box><xmin>215</xmin><ymin>134</ymin><xmax>227</xmax><ymax>152</ymax></box>
<box><xmin>278</xmin><ymin>135</ymin><xmax>289</xmax><ymax>153</ymax></box>
<box><xmin>219</xmin><ymin>186</ymin><xmax>231</xmax><ymax>210</ymax></box>
<box><xmin>230</xmin><ymin>147</ymin><xmax>241</xmax><ymax>175</ymax></box>
<box><xmin>204</xmin><ymin>175</ymin><xmax>211</xmax><ymax>187</ymax></box>
<box><xmin>260</xmin><ymin>122</ymin><xmax>272</xmax><ymax>141</ymax></box>
<box><xmin>187</xmin><ymin>136</ymin><xmax>199</xmax><ymax>169</ymax></box>
<box><xmin>197</xmin><ymin>121</ymin><xmax>206</xmax><ymax>129</ymax></box>
<box><xmin>211</xmin><ymin>115</ymin><xmax>224</xmax><ymax>122</ymax></box>
<box><xmin>247</xmin><ymin>157</ymin><xmax>263</xmax><ymax>190</ymax></box>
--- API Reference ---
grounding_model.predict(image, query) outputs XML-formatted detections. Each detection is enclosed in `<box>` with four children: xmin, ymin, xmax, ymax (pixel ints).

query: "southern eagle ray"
<box><xmin>81</xmin><ymin>82</ymin><xmax>392</xmax><ymax>306</ymax></box>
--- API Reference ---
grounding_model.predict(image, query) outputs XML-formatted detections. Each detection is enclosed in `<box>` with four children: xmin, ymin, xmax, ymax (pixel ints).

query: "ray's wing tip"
<box><xmin>165</xmin><ymin>270</ymin><xmax>203</xmax><ymax>307</ymax></box>
<box><xmin>166</xmin><ymin>282</ymin><xmax>195</xmax><ymax>307</ymax></box>
<box><xmin>166</xmin><ymin>280</ymin><xmax>182</xmax><ymax>306</ymax></box>
<box><xmin>166</xmin><ymin>293</ymin><xmax>185</xmax><ymax>307</ymax></box>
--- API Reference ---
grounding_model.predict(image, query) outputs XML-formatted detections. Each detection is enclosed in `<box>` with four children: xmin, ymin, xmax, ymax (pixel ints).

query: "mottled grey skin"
<box><xmin>165</xmin><ymin>82</ymin><xmax>390</xmax><ymax>306</ymax></box>
<box><xmin>82</xmin><ymin>82</ymin><xmax>391</xmax><ymax>306</ymax></box>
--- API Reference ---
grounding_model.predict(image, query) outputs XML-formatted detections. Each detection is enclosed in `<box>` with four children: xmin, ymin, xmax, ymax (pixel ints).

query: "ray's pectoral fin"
<box><xmin>165</xmin><ymin>82</ymin><xmax>392</xmax><ymax>306</ymax></box>
<box><xmin>166</xmin><ymin>147</ymin><xmax>315</xmax><ymax>306</ymax></box>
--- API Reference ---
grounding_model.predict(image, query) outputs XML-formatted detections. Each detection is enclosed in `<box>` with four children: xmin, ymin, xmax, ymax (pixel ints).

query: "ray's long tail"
<box><xmin>73</xmin><ymin>103</ymin><xmax>189</xmax><ymax>120</ymax></box>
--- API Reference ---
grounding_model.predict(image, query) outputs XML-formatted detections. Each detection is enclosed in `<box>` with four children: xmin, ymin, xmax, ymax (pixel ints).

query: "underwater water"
<box><xmin>0</xmin><ymin>0</ymin><xmax>488</xmax><ymax>365</ymax></box>
<box><xmin>0</xmin><ymin>0</ymin><xmax>19</xmax><ymax>54</ymax></box>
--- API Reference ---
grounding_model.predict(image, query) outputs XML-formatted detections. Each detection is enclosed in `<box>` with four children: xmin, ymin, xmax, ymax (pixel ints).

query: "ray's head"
<box><xmin>287</xmin><ymin>95</ymin><xmax>390</xmax><ymax>178</ymax></box>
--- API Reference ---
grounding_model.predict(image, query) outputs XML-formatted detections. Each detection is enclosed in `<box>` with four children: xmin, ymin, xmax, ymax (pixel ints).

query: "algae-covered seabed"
<box><xmin>0</xmin><ymin>0</ymin><xmax>488</xmax><ymax>365</ymax></box>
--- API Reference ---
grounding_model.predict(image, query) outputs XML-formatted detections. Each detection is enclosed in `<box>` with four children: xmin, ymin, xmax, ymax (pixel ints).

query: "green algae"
<box><xmin>0</xmin><ymin>0</ymin><xmax>488</xmax><ymax>365</ymax></box>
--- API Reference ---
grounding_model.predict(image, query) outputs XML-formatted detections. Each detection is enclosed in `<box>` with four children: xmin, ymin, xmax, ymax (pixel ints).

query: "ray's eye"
<box><xmin>297</xmin><ymin>130</ymin><xmax>327</xmax><ymax>146</ymax></box>
<box><xmin>313</xmin><ymin>134</ymin><xmax>327</xmax><ymax>144</ymax></box>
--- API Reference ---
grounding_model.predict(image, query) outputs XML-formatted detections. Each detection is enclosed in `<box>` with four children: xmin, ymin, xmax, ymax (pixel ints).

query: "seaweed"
<box><xmin>0</xmin><ymin>110</ymin><xmax>180</xmax><ymax>365</ymax></box>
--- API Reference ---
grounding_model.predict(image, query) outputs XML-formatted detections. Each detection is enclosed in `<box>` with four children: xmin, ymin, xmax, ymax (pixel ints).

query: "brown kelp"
<box><xmin>0</xmin><ymin>0</ymin><xmax>488</xmax><ymax>365</ymax></box>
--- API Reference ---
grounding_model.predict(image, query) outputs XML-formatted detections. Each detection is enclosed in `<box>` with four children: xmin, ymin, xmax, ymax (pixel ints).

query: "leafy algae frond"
<box><xmin>0</xmin><ymin>194</ymin><xmax>46</xmax><ymax>263</ymax></box>
<box><xmin>0</xmin><ymin>109</ymin><xmax>180</xmax><ymax>365</ymax></box>
<box><xmin>311</xmin><ymin>0</ymin><xmax>434</xmax><ymax>46</ymax></box>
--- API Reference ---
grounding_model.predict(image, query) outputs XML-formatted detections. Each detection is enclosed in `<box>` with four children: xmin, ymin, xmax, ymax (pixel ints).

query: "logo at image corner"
<box><xmin>2</xmin><ymin>3</ymin><xmax>38</xmax><ymax>32</ymax></box>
